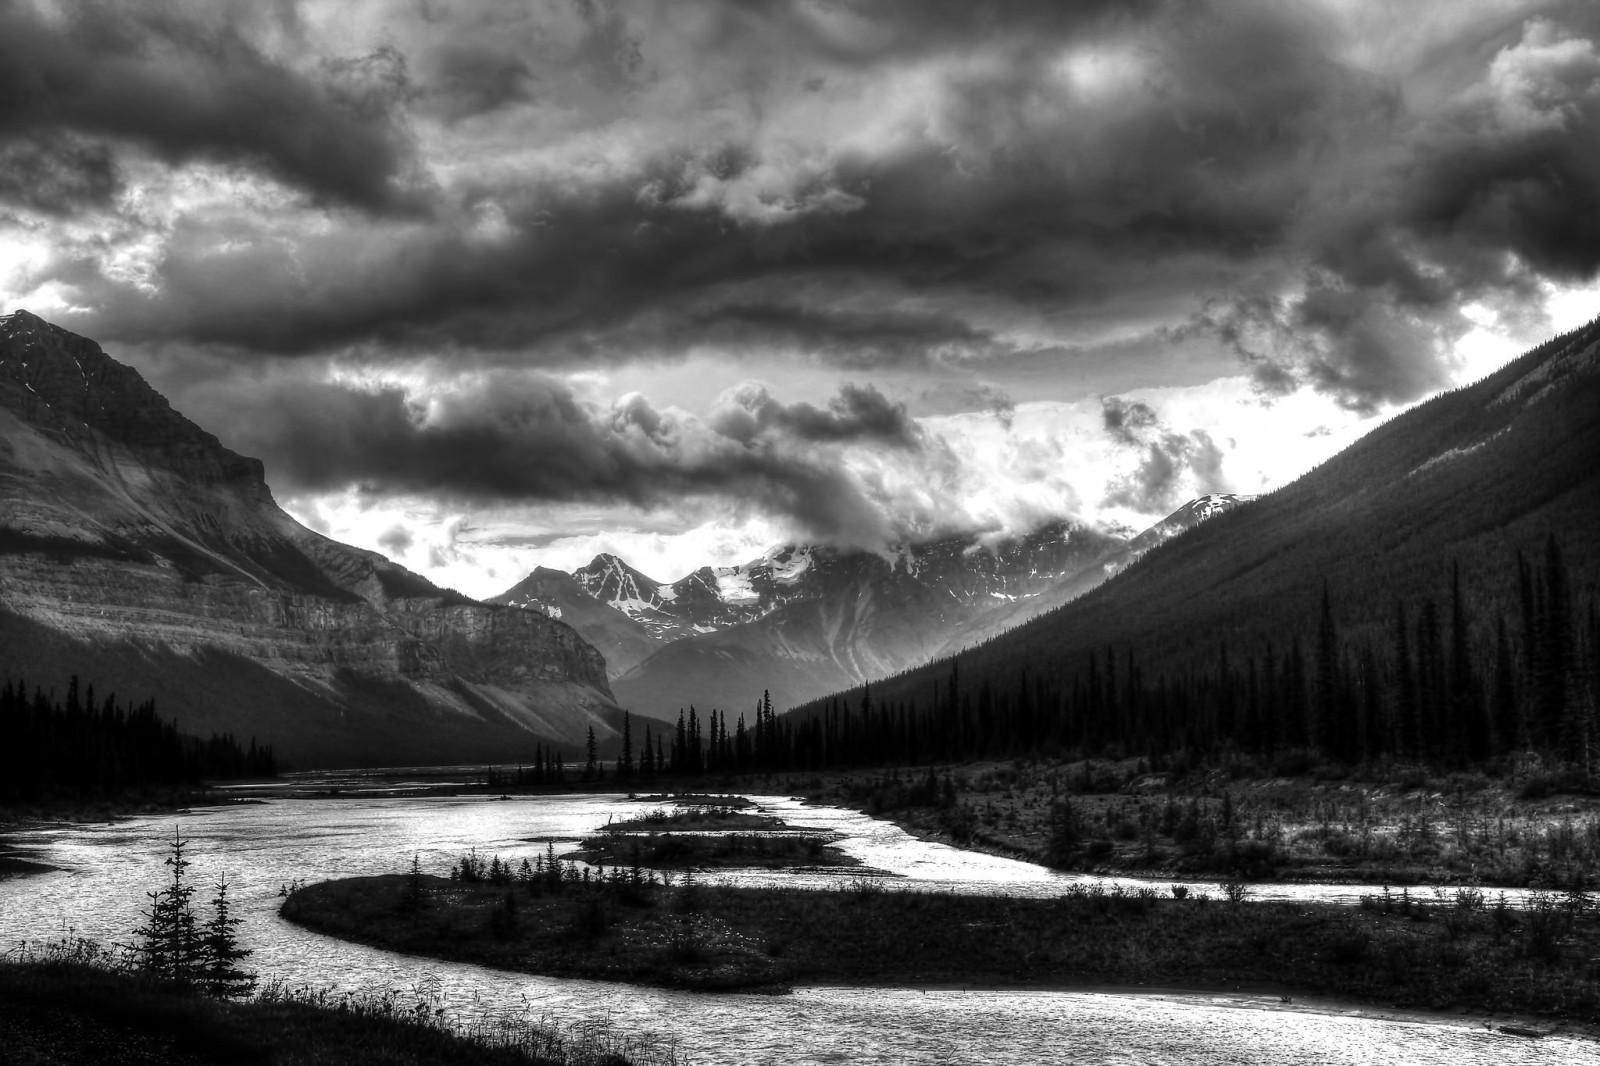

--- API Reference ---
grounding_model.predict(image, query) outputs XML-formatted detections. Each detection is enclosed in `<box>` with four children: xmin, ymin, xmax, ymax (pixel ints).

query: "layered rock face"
<box><xmin>0</xmin><ymin>310</ymin><xmax>616</xmax><ymax>767</ymax></box>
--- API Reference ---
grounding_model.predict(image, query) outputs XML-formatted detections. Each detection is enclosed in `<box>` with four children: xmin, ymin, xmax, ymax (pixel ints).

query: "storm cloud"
<box><xmin>0</xmin><ymin>0</ymin><xmax>1586</xmax><ymax>400</ymax></box>
<box><xmin>0</xmin><ymin>3</ymin><xmax>423</xmax><ymax>216</ymax></box>
<box><xmin>3</xmin><ymin>0</ymin><xmax>1597</xmax><ymax>573</ymax></box>
<box><xmin>1101</xmin><ymin>396</ymin><xmax>1231</xmax><ymax>513</ymax></box>
<box><xmin>218</xmin><ymin>373</ymin><xmax>931</xmax><ymax>546</ymax></box>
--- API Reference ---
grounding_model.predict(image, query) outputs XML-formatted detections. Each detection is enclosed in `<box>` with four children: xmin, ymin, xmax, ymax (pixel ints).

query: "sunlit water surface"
<box><xmin>0</xmin><ymin>791</ymin><xmax>1589</xmax><ymax>1064</ymax></box>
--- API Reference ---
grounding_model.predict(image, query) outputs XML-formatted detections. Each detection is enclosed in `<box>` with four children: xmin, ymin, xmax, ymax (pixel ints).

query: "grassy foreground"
<box><xmin>283</xmin><ymin>870</ymin><xmax>1600</xmax><ymax>1026</ymax></box>
<box><xmin>0</xmin><ymin>942</ymin><xmax>678</xmax><ymax>1066</ymax></box>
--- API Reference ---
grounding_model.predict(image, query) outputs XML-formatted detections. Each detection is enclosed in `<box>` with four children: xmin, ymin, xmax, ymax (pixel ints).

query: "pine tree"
<box><xmin>1313</xmin><ymin>583</ymin><xmax>1339</xmax><ymax>755</ymax></box>
<box><xmin>135</xmin><ymin>827</ymin><xmax>203</xmax><ymax>983</ymax></box>
<box><xmin>1492</xmin><ymin>617</ymin><xmax>1521</xmax><ymax>752</ymax></box>
<box><xmin>201</xmin><ymin>874</ymin><xmax>255</xmax><ymax>998</ymax></box>
<box><xmin>1447</xmin><ymin>562</ymin><xmax>1484</xmax><ymax>762</ymax></box>
<box><xmin>621</xmin><ymin>711</ymin><xmax>633</xmax><ymax>779</ymax></box>
<box><xmin>1044</xmin><ymin>798</ymin><xmax>1079</xmax><ymax>868</ymax></box>
<box><xmin>1393</xmin><ymin>602</ymin><xmax>1418</xmax><ymax>757</ymax></box>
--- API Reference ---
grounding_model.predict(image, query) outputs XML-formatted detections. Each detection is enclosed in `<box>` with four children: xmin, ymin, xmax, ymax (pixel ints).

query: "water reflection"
<box><xmin>0</xmin><ymin>790</ymin><xmax>1586</xmax><ymax>1064</ymax></box>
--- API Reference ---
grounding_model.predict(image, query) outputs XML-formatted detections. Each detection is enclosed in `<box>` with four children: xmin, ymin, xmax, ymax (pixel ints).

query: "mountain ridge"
<box><xmin>0</xmin><ymin>310</ymin><xmax>621</xmax><ymax>767</ymax></box>
<box><xmin>793</xmin><ymin>315</ymin><xmax>1600</xmax><ymax>721</ymax></box>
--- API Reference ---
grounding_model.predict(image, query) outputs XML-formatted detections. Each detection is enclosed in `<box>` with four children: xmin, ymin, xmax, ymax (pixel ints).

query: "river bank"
<box><xmin>281</xmin><ymin>870</ymin><xmax>1600</xmax><ymax>1026</ymax></box>
<box><xmin>0</xmin><ymin>789</ymin><xmax>270</xmax><ymax>881</ymax></box>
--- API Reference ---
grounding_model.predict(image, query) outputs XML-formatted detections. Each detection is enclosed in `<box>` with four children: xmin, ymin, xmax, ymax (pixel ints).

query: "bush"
<box><xmin>1045</xmin><ymin>799</ymin><xmax>1080</xmax><ymax>867</ymax></box>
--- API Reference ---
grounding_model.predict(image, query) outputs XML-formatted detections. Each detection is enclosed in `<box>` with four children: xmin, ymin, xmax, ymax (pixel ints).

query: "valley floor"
<box><xmin>732</xmin><ymin>756</ymin><xmax>1600</xmax><ymax>890</ymax></box>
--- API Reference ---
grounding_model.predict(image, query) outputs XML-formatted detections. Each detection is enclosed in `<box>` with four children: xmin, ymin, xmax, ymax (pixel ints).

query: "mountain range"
<box><xmin>0</xmin><ymin>310</ymin><xmax>621</xmax><ymax>768</ymax></box>
<box><xmin>491</xmin><ymin>495</ymin><xmax>1256</xmax><ymax>720</ymax></box>
<box><xmin>10</xmin><ymin>304</ymin><xmax>1590</xmax><ymax>772</ymax></box>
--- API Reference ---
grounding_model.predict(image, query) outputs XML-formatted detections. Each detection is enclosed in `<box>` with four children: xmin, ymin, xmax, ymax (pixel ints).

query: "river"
<box><xmin>0</xmin><ymin>787</ymin><xmax>1589</xmax><ymax>1064</ymax></box>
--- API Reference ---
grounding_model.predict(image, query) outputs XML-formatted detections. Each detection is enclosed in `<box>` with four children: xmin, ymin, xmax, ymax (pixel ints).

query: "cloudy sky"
<box><xmin>2</xmin><ymin>0</ymin><xmax>1597</xmax><ymax>597</ymax></box>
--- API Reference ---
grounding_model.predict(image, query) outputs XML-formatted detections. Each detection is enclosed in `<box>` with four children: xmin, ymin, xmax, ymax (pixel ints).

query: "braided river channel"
<box><xmin>2</xmin><ymin>777</ymin><xmax>1592</xmax><ymax>1064</ymax></box>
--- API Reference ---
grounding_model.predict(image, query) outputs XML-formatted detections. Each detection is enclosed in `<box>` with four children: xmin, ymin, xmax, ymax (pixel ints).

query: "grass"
<box><xmin>601</xmin><ymin>806</ymin><xmax>780</xmax><ymax>833</ymax></box>
<box><xmin>629</xmin><ymin>794</ymin><xmax>755</xmax><ymax>809</ymax></box>
<box><xmin>0</xmin><ymin>939</ymin><xmax>681</xmax><ymax>1066</ymax></box>
<box><xmin>570</xmin><ymin>831</ymin><xmax>860</xmax><ymax>871</ymax></box>
<box><xmin>283</xmin><ymin>865</ymin><xmax>1600</xmax><ymax>1024</ymax></box>
<box><xmin>778</xmin><ymin>757</ymin><xmax>1600</xmax><ymax>888</ymax></box>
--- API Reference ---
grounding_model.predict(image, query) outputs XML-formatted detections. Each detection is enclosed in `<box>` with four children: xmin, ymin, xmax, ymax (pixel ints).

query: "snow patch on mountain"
<box><xmin>713</xmin><ymin>566</ymin><xmax>759</xmax><ymax>605</ymax></box>
<box><xmin>767</xmin><ymin>545</ymin><xmax>814</xmax><ymax>584</ymax></box>
<box><xmin>1408</xmin><ymin>430</ymin><xmax>1507</xmax><ymax>478</ymax></box>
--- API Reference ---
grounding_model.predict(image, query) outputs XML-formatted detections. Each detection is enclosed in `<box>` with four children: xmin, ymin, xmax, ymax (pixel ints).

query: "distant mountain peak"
<box><xmin>1121</xmin><ymin>493</ymin><xmax>1257</xmax><ymax>558</ymax></box>
<box><xmin>0</xmin><ymin>307</ymin><xmax>266</xmax><ymax>490</ymax></box>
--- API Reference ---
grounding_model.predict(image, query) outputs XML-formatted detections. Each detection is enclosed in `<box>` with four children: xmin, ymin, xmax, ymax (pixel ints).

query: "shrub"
<box><xmin>1045</xmin><ymin>799</ymin><xmax>1080</xmax><ymax>867</ymax></box>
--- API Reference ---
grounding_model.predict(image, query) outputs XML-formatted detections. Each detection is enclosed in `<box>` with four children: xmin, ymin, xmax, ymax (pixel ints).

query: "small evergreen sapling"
<box><xmin>134</xmin><ymin>826</ymin><xmax>255</xmax><ymax>995</ymax></box>
<box><xmin>202</xmin><ymin>874</ymin><xmax>255</xmax><ymax>998</ymax></box>
<box><xmin>135</xmin><ymin>826</ymin><xmax>202</xmax><ymax>982</ymax></box>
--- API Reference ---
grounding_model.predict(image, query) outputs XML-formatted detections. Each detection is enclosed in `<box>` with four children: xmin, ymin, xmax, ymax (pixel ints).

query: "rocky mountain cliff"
<box><xmin>491</xmin><ymin>566</ymin><xmax>663</xmax><ymax>677</ymax></box>
<box><xmin>0</xmin><ymin>310</ymin><xmax>619</xmax><ymax>768</ymax></box>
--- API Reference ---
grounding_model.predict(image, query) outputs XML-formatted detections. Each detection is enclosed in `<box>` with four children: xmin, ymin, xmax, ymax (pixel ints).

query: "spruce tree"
<box><xmin>621</xmin><ymin>711</ymin><xmax>633</xmax><ymax>779</ymax></box>
<box><xmin>1313</xmin><ymin>584</ymin><xmax>1339</xmax><ymax>755</ymax></box>
<box><xmin>1393</xmin><ymin>602</ymin><xmax>1418</xmax><ymax>757</ymax></box>
<box><xmin>1492</xmin><ymin>617</ymin><xmax>1521</xmax><ymax>752</ymax></box>
<box><xmin>201</xmin><ymin>874</ymin><xmax>255</xmax><ymax>998</ymax></box>
<box><xmin>135</xmin><ymin>827</ymin><xmax>202</xmax><ymax>983</ymax></box>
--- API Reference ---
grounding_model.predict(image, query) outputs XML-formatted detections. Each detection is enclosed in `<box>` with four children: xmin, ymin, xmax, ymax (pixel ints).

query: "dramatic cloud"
<box><xmin>0</xmin><ymin>2</ymin><xmax>422</xmax><ymax>215</ymax></box>
<box><xmin>0</xmin><ymin>0</ymin><xmax>1585</xmax><ymax>395</ymax></box>
<box><xmin>1101</xmin><ymin>397</ymin><xmax>1161</xmax><ymax>448</ymax></box>
<box><xmin>0</xmin><ymin>132</ymin><xmax>120</xmax><ymax>217</ymax></box>
<box><xmin>217</xmin><ymin>372</ymin><xmax>931</xmax><ymax>546</ymax></box>
<box><xmin>708</xmin><ymin>382</ymin><xmax>919</xmax><ymax>447</ymax></box>
<box><xmin>1100</xmin><ymin>396</ymin><xmax>1231</xmax><ymax>512</ymax></box>
<box><xmin>2</xmin><ymin>0</ymin><xmax>1596</xmax><ymax>586</ymax></box>
<box><xmin>376</xmin><ymin>524</ymin><xmax>414</xmax><ymax>558</ymax></box>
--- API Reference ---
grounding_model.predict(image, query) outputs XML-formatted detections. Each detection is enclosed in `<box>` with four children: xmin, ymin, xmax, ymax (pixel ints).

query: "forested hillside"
<box><xmin>1</xmin><ymin>675</ymin><xmax>277</xmax><ymax>801</ymax></box>
<box><xmin>765</xmin><ymin>317</ymin><xmax>1600</xmax><ymax>773</ymax></box>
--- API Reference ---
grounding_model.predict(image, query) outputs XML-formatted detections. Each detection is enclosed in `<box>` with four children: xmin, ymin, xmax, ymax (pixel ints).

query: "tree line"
<box><xmin>0</xmin><ymin>675</ymin><xmax>277</xmax><ymax>801</ymax></box>
<box><xmin>612</xmin><ymin>536</ymin><xmax>1596</xmax><ymax>778</ymax></box>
